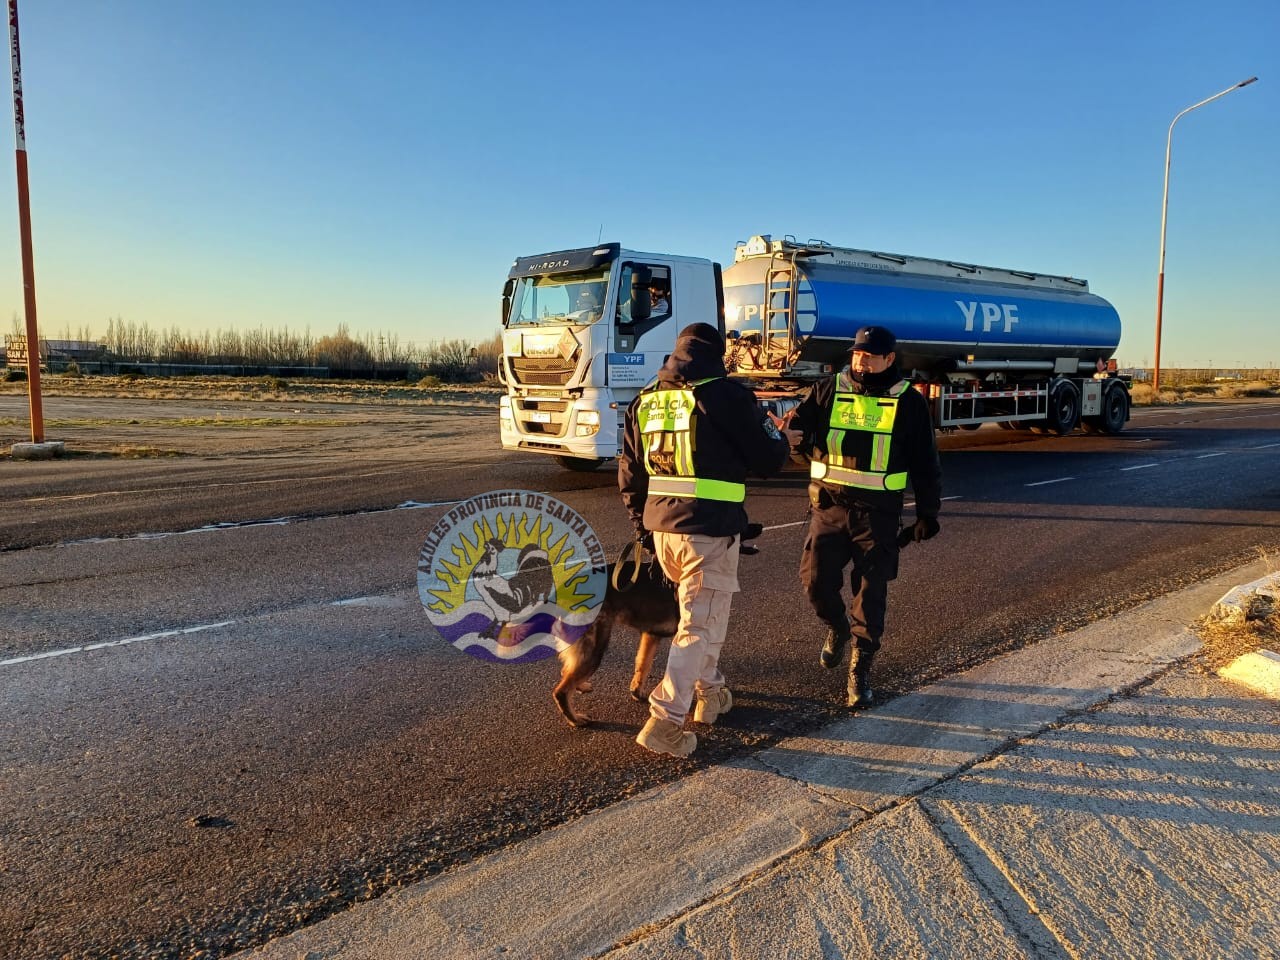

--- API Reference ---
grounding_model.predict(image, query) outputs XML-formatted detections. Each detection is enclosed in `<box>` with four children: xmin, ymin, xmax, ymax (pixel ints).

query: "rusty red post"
<box><xmin>9</xmin><ymin>0</ymin><xmax>43</xmax><ymax>442</ymax></box>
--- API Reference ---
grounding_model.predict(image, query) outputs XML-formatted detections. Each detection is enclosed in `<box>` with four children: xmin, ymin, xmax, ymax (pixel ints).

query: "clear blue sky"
<box><xmin>2</xmin><ymin>0</ymin><xmax>1276</xmax><ymax>367</ymax></box>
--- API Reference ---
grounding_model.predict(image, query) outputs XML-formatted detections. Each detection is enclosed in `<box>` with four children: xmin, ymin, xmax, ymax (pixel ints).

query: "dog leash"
<box><xmin>611</xmin><ymin>537</ymin><xmax>647</xmax><ymax>593</ymax></box>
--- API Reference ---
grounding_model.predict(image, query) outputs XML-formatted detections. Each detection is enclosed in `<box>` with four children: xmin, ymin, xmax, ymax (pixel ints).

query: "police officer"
<box><xmin>620</xmin><ymin>322</ymin><xmax>790</xmax><ymax>757</ymax></box>
<box><xmin>783</xmin><ymin>325</ymin><xmax>942</xmax><ymax>709</ymax></box>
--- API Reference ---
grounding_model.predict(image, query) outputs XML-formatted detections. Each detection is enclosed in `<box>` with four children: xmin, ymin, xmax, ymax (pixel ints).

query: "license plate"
<box><xmin>529</xmin><ymin>411</ymin><xmax>552</xmax><ymax>423</ymax></box>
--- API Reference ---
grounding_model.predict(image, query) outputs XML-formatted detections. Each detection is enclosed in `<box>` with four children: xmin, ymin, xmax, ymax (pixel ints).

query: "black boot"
<box><xmin>847</xmin><ymin>650</ymin><xmax>875</xmax><ymax>709</ymax></box>
<box><xmin>819</xmin><ymin>626</ymin><xmax>850</xmax><ymax>669</ymax></box>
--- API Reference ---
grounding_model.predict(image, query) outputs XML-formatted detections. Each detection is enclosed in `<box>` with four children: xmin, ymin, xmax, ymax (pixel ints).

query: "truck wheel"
<box><xmin>556</xmin><ymin>456</ymin><xmax>607</xmax><ymax>472</ymax></box>
<box><xmin>1099</xmin><ymin>384</ymin><xmax>1129</xmax><ymax>434</ymax></box>
<box><xmin>1047</xmin><ymin>381</ymin><xmax>1081</xmax><ymax>435</ymax></box>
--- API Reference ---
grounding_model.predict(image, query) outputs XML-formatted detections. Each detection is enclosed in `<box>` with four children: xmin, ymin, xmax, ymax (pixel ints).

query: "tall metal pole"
<box><xmin>1153</xmin><ymin>76</ymin><xmax>1257</xmax><ymax>394</ymax></box>
<box><xmin>8</xmin><ymin>0</ymin><xmax>42</xmax><ymax>441</ymax></box>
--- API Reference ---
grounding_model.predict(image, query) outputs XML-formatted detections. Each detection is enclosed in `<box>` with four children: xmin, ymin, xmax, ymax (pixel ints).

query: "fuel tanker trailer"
<box><xmin>497</xmin><ymin>233</ymin><xmax>1129</xmax><ymax>471</ymax></box>
<box><xmin>723</xmin><ymin>235</ymin><xmax>1130</xmax><ymax>435</ymax></box>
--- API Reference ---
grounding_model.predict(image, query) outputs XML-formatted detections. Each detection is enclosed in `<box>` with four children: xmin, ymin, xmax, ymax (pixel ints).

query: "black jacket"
<box><xmin>619</xmin><ymin>336</ymin><xmax>790</xmax><ymax>537</ymax></box>
<box><xmin>791</xmin><ymin>365</ymin><xmax>942</xmax><ymax>518</ymax></box>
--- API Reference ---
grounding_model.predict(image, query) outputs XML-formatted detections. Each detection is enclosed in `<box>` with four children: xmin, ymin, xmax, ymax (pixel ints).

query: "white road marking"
<box><xmin>0</xmin><ymin>621</ymin><xmax>236</xmax><ymax>668</ymax></box>
<box><xmin>58</xmin><ymin>499</ymin><xmax>466</xmax><ymax>548</ymax></box>
<box><xmin>1120</xmin><ymin>463</ymin><xmax>1160</xmax><ymax>472</ymax></box>
<box><xmin>15</xmin><ymin>470</ymin><xmax>398</xmax><ymax>505</ymax></box>
<box><xmin>1025</xmin><ymin>476</ymin><xmax>1076</xmax><ymax>487</ymax></box>
<box><xmin>331</xmin><ymin>596</ymin><xmax>410</xmax><ymax>608</ymax></box>
<box><xmin>762</xmin><ymin>521</ymin><xmax>805</xmax><ymax>531</ymax></box>
<box><xmin>1248</xmin><ymin>442</ymin><xmax>1280</xmax><ymax>450</ymax></box>
<box><xmin>1196</xmin><ymin>452</ymin><xmax>1228</xmax><ymax>459</ymax></box>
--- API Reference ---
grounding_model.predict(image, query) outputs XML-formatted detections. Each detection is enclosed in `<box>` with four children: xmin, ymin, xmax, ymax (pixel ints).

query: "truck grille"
<box><xmin>511</xmin><ymin>356</ymin><xmax>577</xmax><ymax>386</ymax></box>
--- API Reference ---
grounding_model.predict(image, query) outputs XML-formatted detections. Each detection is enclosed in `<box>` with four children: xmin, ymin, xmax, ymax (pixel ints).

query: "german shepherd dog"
<box><xmin>552</xmin><ymin>523</ymin><xmax>764</xmax><ymax>727</ymax></box>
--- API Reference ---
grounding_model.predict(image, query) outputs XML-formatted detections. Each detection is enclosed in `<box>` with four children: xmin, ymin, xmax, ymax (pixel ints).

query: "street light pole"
<box><xmin>1153</xmin><ymin>76</ymin><xmax>1257</xmax><ymax>394</ymax></box>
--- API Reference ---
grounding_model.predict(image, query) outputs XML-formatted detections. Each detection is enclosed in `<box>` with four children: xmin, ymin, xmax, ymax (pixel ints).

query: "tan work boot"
<box><xmin>692</xmin><ymin>687</ymin><xmax>733</xmax><ymax>725</ymax></box>
<box><xmin>636</xmin><ymin>716</ymin><xmax>697</xmax><ymax>757</ymax></box>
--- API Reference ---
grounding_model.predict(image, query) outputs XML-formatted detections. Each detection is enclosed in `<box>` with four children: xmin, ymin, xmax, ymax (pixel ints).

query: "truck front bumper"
<box><xmin>499</xmin><ymin>389</ymin><xmax>620</xmax><ymax>459</ymax></box>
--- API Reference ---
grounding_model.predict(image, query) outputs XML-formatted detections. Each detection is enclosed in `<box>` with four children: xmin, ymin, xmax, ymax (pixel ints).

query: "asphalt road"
<box><xmin>2</xmin><ymin>395</ymin><xmax>1279</xmax><ymax>959</ymax></box>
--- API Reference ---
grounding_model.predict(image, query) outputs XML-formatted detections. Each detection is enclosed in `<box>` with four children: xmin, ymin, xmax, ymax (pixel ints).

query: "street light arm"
<box><xmin>1170</xmin><ymin>77</ymin><xmax>1258</xmax><ymax>131</ymax></box>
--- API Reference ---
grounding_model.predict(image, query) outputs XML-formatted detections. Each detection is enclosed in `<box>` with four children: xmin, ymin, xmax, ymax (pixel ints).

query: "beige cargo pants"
<box><xmin>648</xmin><ymin>531</ymin><xmax>741</xmax><ymax>725</ymax></box>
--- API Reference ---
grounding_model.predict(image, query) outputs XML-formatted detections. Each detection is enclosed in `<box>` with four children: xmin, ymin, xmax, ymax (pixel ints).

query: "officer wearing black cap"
<box><xmin>620</xmin><ymin>322</ymin><xmax>790</xmax><ymax>757</ymax></box>
<box><xmin>780</xmin><ymin>324</ymin><xmax>942</xmax><ymax>709</ymax></box>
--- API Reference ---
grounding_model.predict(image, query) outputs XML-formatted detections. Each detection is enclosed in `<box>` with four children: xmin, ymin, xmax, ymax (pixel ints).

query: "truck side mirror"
<box><xmin>628</xmin><ymin>267</ymin><xmax>652</xmax><ymax>323</ymax></box>
<box><xmin>629</xmin><ymin>292</ymin><xmax>651</xmax><ymax>323</ymax></box>
<box><xmin>501</xmin><ymin>279</ymin><xmax>514</xmax><ymax>325</ymax></box>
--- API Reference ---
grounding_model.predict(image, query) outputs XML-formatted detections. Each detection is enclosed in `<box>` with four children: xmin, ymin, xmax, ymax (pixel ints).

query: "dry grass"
<box><xmin>1197</xmin><ymin>608</ymin><xmax>1280</xmax><ymax>671</ymax></box>
<box><xmin>1130</xmin><ymin>378</ymin><xmax>1280</xmax><ymax>406</ymax></box>
<box><xmin>1195</xmin><ymin>548</ymin><xmax>1279</xmax><ymax>671</ymax></box>
<box><xmin>0</xmin><ymin>373</ymin><xmax>504</xmax><ymax>406</ymax></box>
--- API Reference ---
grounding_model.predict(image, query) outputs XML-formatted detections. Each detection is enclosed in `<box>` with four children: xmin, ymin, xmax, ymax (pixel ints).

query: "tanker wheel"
<box><xmin>1099</xmin><ymin>384</ymin><xmax>1129</xmax><ymax>434</ymax></box>
<box><xmin>1047</xmin><ymin>381</ymin><xmax>1081</xmax><ymax>435</ymax></box>
<box><xmin>556</xmin><ymin>456</ymin><xmax>607</xmax><ymax>473</ymax></box>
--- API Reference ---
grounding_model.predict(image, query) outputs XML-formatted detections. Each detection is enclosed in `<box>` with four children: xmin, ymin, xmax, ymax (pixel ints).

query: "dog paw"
<box><xmin>575</xmin><ymin>679</ymin><xmax>594</xmax><ymax>693</ymax></box>
<box><xmin>629</xmin><ymin>686</ymin><xmax>647</xmax><ymax>703</ymax></box>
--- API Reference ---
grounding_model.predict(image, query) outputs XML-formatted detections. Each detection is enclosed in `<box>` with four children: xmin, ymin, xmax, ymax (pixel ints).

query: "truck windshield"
<box><xmin>507</xmin><ymin>271</ymin><xmax>610</xmax><ymax>327</ymax></box>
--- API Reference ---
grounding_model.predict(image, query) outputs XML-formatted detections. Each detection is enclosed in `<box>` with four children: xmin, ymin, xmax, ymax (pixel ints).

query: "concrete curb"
<box><xmin>1219</xmin><ymin>648</ymin><xmax>1280</xmax><ymax>699</ymax></box>
<box><xmin>1208</xmin><ymin>570</ymin><xmax>1279</xmax><ymax>624</ymax></box>
<box><xmin>10</xmin><ymin>440</ymin><xmax>66</xmax><ymax>460</ymax></box>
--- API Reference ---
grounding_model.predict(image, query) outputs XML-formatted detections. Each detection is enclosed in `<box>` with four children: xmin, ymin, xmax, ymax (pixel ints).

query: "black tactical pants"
<box><xmin>799</xmin><ymin>491</ymin><xmax>900</xmax><ymax>653</ymax></box>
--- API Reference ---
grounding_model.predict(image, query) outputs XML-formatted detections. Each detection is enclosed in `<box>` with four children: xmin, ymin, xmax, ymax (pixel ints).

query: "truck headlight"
<box><xmin>576</xmin><ymin>409</ymin><xmax>600</xmax><ymax>436</ymax></box>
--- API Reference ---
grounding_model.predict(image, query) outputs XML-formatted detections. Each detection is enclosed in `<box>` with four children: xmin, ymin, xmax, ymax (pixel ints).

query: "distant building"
<box><xmin>44</xmin><ymin>339</ymin><xmax>109</xmax><ymax>361</ymax></box>
<box><xmin>4</xmin><ymin>335</ymin><xmax>109</xmax><ymax>367</ymax></box>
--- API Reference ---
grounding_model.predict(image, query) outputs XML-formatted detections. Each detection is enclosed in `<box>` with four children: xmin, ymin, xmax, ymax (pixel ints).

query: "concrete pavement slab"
<box><xmin>621</xmin><ymin>664</ymin><xmax>1280</xmax><ymax>960</ymax></box>
<box><xmin>613</xmin><ymin>801</ymin><xmax>1032</xmax><ymax>960</ymax></box>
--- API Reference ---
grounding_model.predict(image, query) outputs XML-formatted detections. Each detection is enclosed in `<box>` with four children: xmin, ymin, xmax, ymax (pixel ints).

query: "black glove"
<box><xmin>912</xmin><ymin>516</ymin><xmax>940</xmax><ymax>542</ymax></box>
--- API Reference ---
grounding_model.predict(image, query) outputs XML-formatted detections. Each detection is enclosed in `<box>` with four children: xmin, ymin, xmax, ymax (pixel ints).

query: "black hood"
<box><xmin>657</xmin><ymin>331</ymin><xmax>728</xmax><ymax>385</ymax></box>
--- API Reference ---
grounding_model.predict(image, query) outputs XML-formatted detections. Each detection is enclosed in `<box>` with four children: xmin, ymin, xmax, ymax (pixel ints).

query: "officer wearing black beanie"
<box><xmin>620</xmin><ymin>322</ymin><xmax>789</xmax><ymax>757</ymax></box>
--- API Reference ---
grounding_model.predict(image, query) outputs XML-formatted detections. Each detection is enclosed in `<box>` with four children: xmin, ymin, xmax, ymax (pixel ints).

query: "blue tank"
<box><xmin>722</xmin><ymin>240</ymin><xmax>1121</xmax><ymax>374</ymax></box>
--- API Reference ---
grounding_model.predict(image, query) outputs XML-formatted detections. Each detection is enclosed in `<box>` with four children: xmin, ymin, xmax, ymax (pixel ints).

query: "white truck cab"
<box><xmin>499</xmin><ymin>243</ymin><xmax>721</xmax><ymax>471</ymax></box>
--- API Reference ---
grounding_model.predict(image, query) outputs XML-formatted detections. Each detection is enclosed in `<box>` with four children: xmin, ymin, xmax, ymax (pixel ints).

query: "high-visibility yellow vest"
<box><xmin>636</xmin><ymin>378</ymin><xmax>746</xmax><ymax>503</ymax></box>
<box><xmin>809</xmin><ymin>376</ymin><xmax>911</xmax><ymax>492</ymax></box>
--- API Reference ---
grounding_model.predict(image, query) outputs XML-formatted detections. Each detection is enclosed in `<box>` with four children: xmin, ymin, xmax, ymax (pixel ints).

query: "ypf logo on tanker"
<box><xmin>416</xmin><ymin>490</ymin><xmax>607</xmax><ymax>664</ymax></box>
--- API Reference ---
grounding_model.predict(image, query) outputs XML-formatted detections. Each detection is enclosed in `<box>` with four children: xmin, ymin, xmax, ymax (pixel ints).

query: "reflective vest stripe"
<box><xmin>826</xmin><ymin>427</ymin><xmax>845</xmax><ymax>467</ymax></box>
<box><xmin>810</xmin><ymin>460</ymin><xmax>907</xmax><ymax>491</ymax></box>
<box><xmin>871</xmin><ymin>433</ymin><xmax>890</xmax><ymax>472</ymax></box>
<box><xmin>648</xmin><ymin>475</ymin><xmax>746</xmax><ymax>502</ymax></box>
